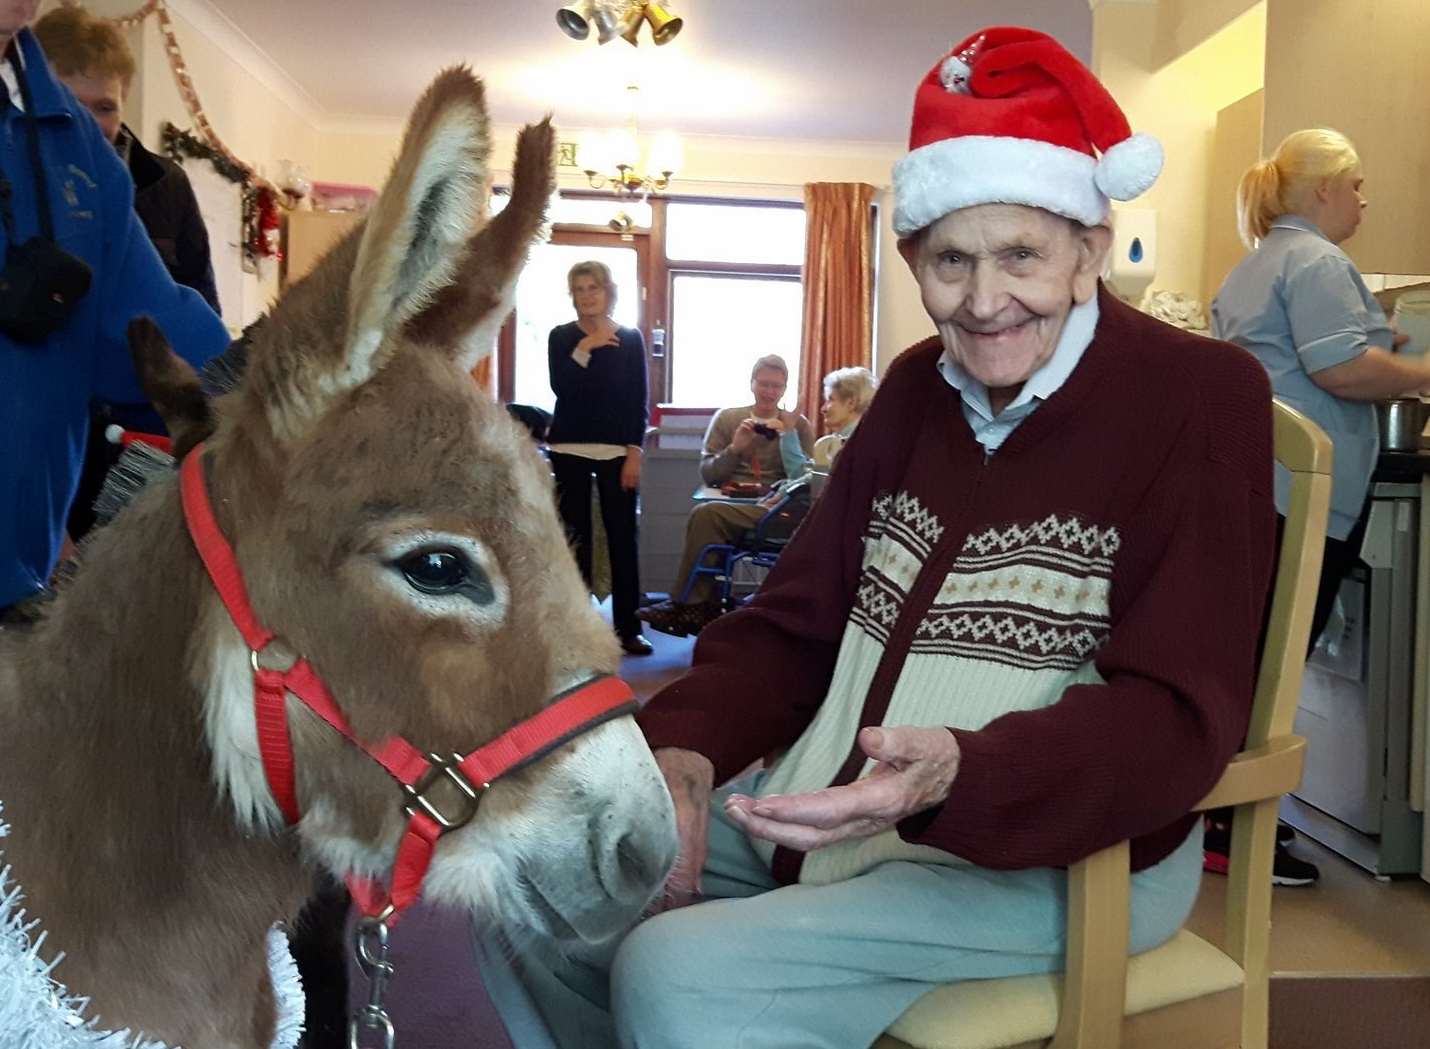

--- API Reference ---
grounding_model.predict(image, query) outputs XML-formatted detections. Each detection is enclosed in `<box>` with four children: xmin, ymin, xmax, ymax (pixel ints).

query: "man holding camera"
<box><xmin>0</xmin><ymin>3</ymin><xmax>229</xmax><ymax>620</ymax></box>
<box><xmin>639</xmin><ymin>353</ymin><xmax>814</xmax><ymax>637</ymax></box>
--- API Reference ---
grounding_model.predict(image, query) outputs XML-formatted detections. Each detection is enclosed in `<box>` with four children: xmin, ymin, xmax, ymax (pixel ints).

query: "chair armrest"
<box><xmin>1193</xmin><ymin>736</ymin><xmax>1307</xmax><ymax>811</ymax></box>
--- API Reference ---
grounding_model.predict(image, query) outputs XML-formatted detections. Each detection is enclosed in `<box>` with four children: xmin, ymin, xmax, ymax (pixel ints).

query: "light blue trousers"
<box><xmin>476</xmin><ymin>772</ymin><xmax>1204</xmax><ymax>1049</ymax></box>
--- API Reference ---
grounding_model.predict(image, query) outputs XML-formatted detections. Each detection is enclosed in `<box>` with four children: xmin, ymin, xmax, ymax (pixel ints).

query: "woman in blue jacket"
<box><xmin>0</xmin><ymin>17</ymin><xmax>228</xmax><ymax>618</ymax></box>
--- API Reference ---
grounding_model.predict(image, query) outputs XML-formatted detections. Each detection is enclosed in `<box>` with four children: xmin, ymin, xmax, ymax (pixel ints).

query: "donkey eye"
<box><xmin>395</xmin><ymin>549</ymin><xmax>493</xmax><ymax>604</ymax></box>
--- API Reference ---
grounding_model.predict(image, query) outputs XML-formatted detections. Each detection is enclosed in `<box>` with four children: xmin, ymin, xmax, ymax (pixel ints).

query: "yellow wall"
<box><xmin>1094</xmin><ymin>1</ymin><xmax>1266</xmax><ymax>304</ymax></box>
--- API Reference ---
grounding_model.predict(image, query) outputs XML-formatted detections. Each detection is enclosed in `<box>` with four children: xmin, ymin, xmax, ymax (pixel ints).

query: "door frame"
<box><xmin>496</xmin><ymin>228</ymin><xmax>655</xmax><ymax>407</ymax></box>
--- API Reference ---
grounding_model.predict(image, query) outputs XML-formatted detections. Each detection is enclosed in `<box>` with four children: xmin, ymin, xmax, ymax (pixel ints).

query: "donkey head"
<box><xmin>141</xmin><ymin>70</ymin><xmax>676</xmax><ymax>944</ymax></box>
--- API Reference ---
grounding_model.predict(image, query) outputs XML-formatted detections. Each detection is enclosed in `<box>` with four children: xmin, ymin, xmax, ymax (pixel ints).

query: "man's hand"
<box><xmin>653</xmin><ymin>747</ymin><xmax>715</xmax><ymax>911</ymax></box>
<box><xmin>723</xmin><ymin>726</ymin><xmax>960</xmax><ymax>850</ymax></box>
<box><xmin>621</xmin><ymin>448</ymin><xmax>641</xmax><ymax>491</ymax></box>
<box><xmin>730</xmin><ymin>417</ymin><xmax>758</xmax><ymax>453</ymax></box>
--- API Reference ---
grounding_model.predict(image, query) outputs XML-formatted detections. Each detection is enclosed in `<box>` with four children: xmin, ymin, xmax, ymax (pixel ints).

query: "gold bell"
<box><xmin>643</xmin><ymin>3</ymin><xmax>683</xmax><ymax>46</ymax></box>
<box><xmin>619</xmin><ymin>3</ymin><xmax>646</xmax><ymax>46</ymax></box>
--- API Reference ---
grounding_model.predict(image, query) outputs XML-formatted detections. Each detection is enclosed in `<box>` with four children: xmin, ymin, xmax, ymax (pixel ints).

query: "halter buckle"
<box><xmin>402</xmin><ymin>753</ymin><xmax>487</xmax><ymax>830</ymax></box>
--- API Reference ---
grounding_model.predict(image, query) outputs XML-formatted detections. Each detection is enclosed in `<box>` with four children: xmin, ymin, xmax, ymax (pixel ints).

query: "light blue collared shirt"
<box><xmin>1211</xmin><ymin>215</ymin><xmax>1388</xmax><ymax>540</ymax></box>
<box><xmin>935</xmin><ymin>296</ymin><xmax>1100</xmax><ymax>454</ymax></box>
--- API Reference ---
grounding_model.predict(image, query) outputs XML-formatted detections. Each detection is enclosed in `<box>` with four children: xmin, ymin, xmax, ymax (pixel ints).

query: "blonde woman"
<box><xmin>1210</xmin><ymin>129</ymin><xmax>1430</xmax><ymax>885</ymax></box>
<box><xmin>547</xmin><ymin>260</ymin><xmax>652</xmax><ymax>656</ymax></box>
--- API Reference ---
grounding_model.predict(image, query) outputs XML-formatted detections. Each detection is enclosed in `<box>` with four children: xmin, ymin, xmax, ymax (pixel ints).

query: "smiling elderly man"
<box><xmin>478</xmin><ymin>26</ymin><xmax>1276</xmax><ymax>1049</ymax></box>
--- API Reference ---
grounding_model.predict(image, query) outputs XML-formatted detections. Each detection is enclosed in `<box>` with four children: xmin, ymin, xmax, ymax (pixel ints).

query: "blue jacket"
<box><xmin>1</xmin><ymin>29</ymin><xmax>229</xmax><ymax>607</ymax></box>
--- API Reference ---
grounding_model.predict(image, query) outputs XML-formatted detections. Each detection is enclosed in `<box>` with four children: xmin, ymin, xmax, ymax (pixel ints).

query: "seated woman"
<box><xmin>780</xmin><ymin>366</ymin><xmax>877</xmax><ymax>479</ymax></box>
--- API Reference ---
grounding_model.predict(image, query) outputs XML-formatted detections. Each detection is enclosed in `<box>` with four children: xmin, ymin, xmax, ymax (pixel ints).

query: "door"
<box><xmin>498</xmin><ymin>232</ymin><xmax>649</xmax><ymax>412</ymax></box>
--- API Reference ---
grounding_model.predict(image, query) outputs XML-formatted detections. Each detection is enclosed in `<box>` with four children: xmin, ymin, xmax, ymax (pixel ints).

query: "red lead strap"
<box><xmin>179</xmin><ymin>444</ymin><xmax>639</xmax><ymax>923</ymax></box>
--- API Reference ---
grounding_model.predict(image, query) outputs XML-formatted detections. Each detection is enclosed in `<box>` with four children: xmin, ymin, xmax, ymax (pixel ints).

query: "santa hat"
<box><xmin>892</xmin><ymin>26</ymin><xmax>1163</xmax><ymax>236</ymax></box>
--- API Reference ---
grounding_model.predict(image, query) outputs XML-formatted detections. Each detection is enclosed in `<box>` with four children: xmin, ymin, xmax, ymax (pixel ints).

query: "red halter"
<box><xmin>178</xmin><ymin>443</ymin><xmax>638</xmax><ymax>923</ymax></box>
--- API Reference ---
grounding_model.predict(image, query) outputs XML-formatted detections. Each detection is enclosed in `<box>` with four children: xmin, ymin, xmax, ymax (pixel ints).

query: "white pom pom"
<box><xmin>939</xmin><ymin>55</ymin><xmax>973</xmax><ymax>94</ymax></box>
<box><xmin>1095</xmin><ymin>133</ymin><xmax>1164</xmax><ymax>200</ymax></box>
<box><xmin>104</xmin><ymin>424</ymin><xmax>125</xmax><ymax>445</ymax></box>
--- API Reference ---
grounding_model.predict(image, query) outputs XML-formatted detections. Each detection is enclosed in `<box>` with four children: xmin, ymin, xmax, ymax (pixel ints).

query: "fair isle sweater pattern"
<box><xmin>852</xmin><ymin>494</ymin><xmax>1119</xmax><ymax>672</ymax></box>
<box><xmin>915</xmin><ymin>513</ymin><xmax>1121</xmax><ymax>671</ymax></box>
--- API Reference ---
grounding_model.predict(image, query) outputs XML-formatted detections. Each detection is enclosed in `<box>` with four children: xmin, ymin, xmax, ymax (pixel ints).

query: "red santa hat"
<box><xmin>892</xmin><ymin>26</ymin><xmax>1163</xmax><ymax>236</ymax></box>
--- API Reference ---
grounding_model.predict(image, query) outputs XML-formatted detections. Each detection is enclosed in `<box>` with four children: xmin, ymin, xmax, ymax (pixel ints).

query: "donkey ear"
<box><xmin>344</xmin><ymin>67</ymin><xmax>494</xmax><ymax>386</ymax></box>
<box><xmin>126</xmin><ymin>317</ymin><xmax>216</xmax><ymax>459</ymax></box>
<box><xmin>404</xmin><ymin>118</ymin><xmax>556</xmax><ymax>369</ymax></box>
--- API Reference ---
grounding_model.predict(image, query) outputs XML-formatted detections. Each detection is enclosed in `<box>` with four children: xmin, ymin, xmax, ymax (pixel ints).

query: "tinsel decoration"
<box><xmin>0</xmin><ymin>804</ymin><xmax>305</xmax><ymax>1048</ymax></box>
<box><xmin>104</xmin><ymin>0</ymin><xmax>289</xmax><ymax>266</ymax></box>
<box><xmin>0</xmin><ymin>803</ymin><xmax>173</xmax><ymax>1049</ymax></box>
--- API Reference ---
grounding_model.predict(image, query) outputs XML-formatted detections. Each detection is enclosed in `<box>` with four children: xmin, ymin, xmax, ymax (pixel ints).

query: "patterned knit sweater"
<box><xmin>638</xmin><ymin>288</ymin><xmax>1276</xmax><ymax>882</ymax></box>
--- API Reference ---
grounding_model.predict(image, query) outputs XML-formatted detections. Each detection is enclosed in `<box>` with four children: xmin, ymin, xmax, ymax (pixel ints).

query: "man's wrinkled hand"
<box><xmin>652</xmin><ymin>747</ymin><xmax>715</xmax><ymax>911</ymax></box>
<box><xmin>723</xmin><ymin>726</ymin><xmax>960</xmax><ymax>851</ymax></box>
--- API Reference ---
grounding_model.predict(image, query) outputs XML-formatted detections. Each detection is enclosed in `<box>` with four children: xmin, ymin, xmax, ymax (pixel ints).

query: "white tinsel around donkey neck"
<box><xmin>0</xmin><ymin>803</ymin><xmax>304</xmax><ymax>1049</ymax></box>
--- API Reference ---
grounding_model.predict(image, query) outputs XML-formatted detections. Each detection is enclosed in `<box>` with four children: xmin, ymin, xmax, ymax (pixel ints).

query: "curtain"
<box><xmin>471</xmin><ymin>355</ymin><xmax>495</xmax><ymax>397</ymax></box>
<box><xmin>798</xmin><ymin>182</ymin><xmax>875</xmax><ymax>431</ymax></box>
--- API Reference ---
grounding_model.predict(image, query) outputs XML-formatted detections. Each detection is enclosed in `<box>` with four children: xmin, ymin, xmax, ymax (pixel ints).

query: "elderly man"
<box><xmin>0</xmin><ymin>0</ymin><xmax>227</xmax><ymax>619</ymax></box>
<box><xmin>480</xmin><ymin>27</ymin><xmax>1274</xmax><ymax>1049</ymax></box>
<box><xmin>639</xmin><ymin>353</ymin><xmax>813</xmax><ymax>636</ymax></box>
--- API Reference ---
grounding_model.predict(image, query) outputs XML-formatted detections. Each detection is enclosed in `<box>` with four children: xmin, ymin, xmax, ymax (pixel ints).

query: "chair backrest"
<box><xmin>1249</xmin><ymin>400</ymin><xmax>1334</xmax><ymax>747</ymax></box>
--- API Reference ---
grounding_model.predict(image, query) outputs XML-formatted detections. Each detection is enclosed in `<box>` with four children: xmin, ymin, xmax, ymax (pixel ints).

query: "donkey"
<box><xmin>0</xmin><ymin>69</ymin><xmax>677</xmax><ymax>1048</ymax></box>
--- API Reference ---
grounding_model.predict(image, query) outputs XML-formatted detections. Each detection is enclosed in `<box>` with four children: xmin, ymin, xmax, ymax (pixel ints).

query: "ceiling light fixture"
<box><xmin>577</xmin><ymin>85</ymin><xmax>683</xmax><ymax>198</ymax></box>
<box><xmin>556</xmin><ymin>1</ymin><xmax>683</xmax><ymax>47</ymax></box>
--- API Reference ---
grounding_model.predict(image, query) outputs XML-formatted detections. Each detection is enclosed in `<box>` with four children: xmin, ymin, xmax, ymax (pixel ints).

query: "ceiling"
<box><xmin>207</xmin><ymin>0</ymin><xmax>1092</xmax><ymax>143</ymax></box>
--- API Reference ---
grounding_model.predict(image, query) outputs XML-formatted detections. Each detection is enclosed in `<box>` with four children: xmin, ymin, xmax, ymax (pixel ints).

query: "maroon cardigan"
<box><xmin>638</xmin><ymin>289</ymin><xmax>1276</xmax><ymax>877</ymax></box>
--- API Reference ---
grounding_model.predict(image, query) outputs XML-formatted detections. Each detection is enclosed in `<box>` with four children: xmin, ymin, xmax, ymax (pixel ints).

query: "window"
<box><xmin>668</xmin><ymin>275</ymin><xmax>802</xmax><ymax>408</ymax></box>
<box><xmin>493</xmin><ymin>193</ymin><xmax>805</xmax><ymax>413</ymax></box>
<box><xmin>661</xmin><ymin>199</ymin><xmax>805</xmax><ymax>409</ymax></box>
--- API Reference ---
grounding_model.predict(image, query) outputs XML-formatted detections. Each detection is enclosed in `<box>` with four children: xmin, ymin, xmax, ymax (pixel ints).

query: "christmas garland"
<box><xmin>89</xmin><ymin>0</ymin><xmax>288</xmax><ymax>264</ymax></box>
<box><xmin>161</xmin><ymin>122</ymin><xmax>283</xmax><ymax>264</ymax></box>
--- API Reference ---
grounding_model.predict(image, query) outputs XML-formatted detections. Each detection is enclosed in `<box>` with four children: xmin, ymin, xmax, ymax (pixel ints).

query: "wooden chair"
<box><xmin>874</xmin><ymin>400</ymin><xmax>1332</xmax><ymax>1049</ymax></box>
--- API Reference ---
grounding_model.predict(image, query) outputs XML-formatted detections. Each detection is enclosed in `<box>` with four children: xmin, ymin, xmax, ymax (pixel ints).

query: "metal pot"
<box><xmin>1375</xmin><ymin>397</ymin><xmax>1430</xmax><ymax>451</ymax></box>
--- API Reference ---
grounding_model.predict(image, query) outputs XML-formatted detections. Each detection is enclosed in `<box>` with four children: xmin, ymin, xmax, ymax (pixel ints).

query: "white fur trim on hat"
<box><xmin>1094</xmin><ymin>132</ymin><xmax>1164</xmax><ymax>201</ymax></box>
<box><xmin>893</xmin><ymin>135</ymin><xmax>1108</xmax><ymax>235</ymax></box>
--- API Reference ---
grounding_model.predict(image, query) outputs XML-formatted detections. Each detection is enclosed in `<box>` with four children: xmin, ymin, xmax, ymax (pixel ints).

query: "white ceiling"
<box><xmin>205</xmin><ymin>0</ymin><xmax>1091</xmax><ymax>143</ymax></box>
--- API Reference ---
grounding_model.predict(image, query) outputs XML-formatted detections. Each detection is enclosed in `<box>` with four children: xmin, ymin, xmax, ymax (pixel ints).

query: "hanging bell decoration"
<box><xmin>591</xmin><ymin>2</ymin><xmax>627</xmax><ymax>45</ymax></box>
<box><xmin>556</xmin><ymin>0</ymin><xmax>598</xmax><ymax>40</ymax></box>
<box><xmin>619</xmin><ymin>3</ymin><xmax>646</xmax><ymax>46</ymax></box>
<box><xmin>642</xmin><ymin>3</ymin><xmax>683</xmax><ymax>45</ymax></box>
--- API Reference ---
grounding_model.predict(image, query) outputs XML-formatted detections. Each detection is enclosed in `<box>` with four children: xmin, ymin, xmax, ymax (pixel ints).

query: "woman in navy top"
<box><xmin>546</xmin><ymin>260</ymin><xmax>652</xmax><ymax>655</ymax></box>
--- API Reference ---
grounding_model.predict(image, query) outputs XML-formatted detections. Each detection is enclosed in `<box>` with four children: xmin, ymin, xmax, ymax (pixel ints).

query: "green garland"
<box><xmin>160</xmin><ymin>121</ymin><xmax>251</xmax><ymax>184</ymax></box>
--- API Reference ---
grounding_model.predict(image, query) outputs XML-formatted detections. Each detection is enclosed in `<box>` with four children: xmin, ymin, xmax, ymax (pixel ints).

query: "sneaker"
<box><xmin>1272</xmin><ymin>845</ymin><xmax>1319</xmax><ymax>887</ymax></box>
<box><xmin>1276</xmin><ymin>820</ymin><xmax>1296</xmax><ymax>847</ymax></box>
<box><xmin>1202</xmin><ymin>817</ymin><xmax>1319</xmax><ymax>886</ymax></box>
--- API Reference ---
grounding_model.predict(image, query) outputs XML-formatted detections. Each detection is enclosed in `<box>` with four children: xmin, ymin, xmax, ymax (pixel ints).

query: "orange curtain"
<box><xmin>471</xmin><ymin>356</ymin><xmax>495</xmax><ymax>397</ymax></box>
<box><xmin>798</xmin><ymin>182</ymin><xmax>875</xmax><ymax>431</ymax></box>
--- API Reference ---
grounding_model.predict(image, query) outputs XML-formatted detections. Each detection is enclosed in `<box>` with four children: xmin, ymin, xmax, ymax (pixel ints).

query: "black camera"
<box><xmin>0</xmin><ymin>236</ymin><xmax>93</xmax><ymax>344</ymax></box>
<box><xmin>751</xmin><ymin>422</ymin><xmax>779</xmax><ymax>439</ymax></box>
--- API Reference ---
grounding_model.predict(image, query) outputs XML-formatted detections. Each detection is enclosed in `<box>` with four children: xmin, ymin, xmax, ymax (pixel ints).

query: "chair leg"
<box><xmin>1227</xmin><ymin>797</ymin><xmax>1277</xmax><ymax>1049</ymax></box>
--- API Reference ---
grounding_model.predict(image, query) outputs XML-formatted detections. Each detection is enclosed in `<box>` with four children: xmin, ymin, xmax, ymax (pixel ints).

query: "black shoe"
<box><xmin>1272</xmin><ymin>844</ymin><xmax>1319</xmax><ymax>887</ymax></box>
<box><xmin>1276</xmin><ymin>820</ymin><xmax>1296</xmax><ymax>847</ymax></box>
<box><xmin>620</xmin><ymin>633</ymin><xmax>654</xmax><ymax>657</ymax></box>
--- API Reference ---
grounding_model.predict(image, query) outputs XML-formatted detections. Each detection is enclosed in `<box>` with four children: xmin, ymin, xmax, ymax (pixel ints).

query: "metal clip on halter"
<box><xmin>349</xmin><ymin>914</ymin><xmax>397</xmax><ymax>1049</ymax></box>
<box><xmin>402</xmin><ymin>752</ymin><xmax>488</xmax><ymax>830</ymax></box>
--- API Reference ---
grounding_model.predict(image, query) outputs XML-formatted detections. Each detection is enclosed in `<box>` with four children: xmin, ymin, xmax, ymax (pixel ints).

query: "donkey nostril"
<box><xmin>615</xmin><ymin>831</ymin><xmax>661</xmax><ymax>892</ymax></box>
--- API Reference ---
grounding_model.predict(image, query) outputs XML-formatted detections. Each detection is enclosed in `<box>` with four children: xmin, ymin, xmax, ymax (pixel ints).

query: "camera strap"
<box><xmin>0</xmin><ymin>42</ymin><xmax>57</xmax><ymax>246</ymax></box>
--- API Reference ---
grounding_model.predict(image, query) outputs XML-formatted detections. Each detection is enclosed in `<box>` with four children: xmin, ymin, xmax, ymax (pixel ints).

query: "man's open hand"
<box><xmin>723</xmin><ymin>726</ymin><xmax>960</xmax><ymax>850</ymax></box>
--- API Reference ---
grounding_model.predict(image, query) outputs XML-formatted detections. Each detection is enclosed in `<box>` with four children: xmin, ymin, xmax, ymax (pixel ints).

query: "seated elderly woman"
<box><xmin>476</xmin><ymin>26</ymin><xmax>1276</xmax><ymax>1049</ymax></box>
<box><xmin>778</xmin><ymin>365</ymin><xmax>878</xmax><ymax>480</ymax></box>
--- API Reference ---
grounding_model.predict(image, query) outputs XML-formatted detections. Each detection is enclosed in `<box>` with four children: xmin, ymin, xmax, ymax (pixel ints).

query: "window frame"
<box><xmin>493</xmin><ymin>190</ymin><xmax>805</xmax><ymax>411</ymax></box>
